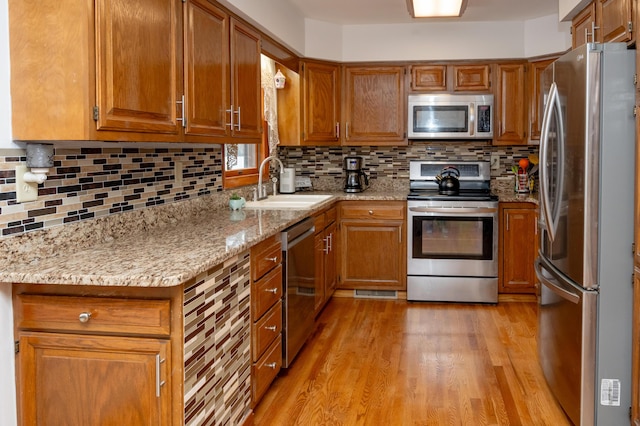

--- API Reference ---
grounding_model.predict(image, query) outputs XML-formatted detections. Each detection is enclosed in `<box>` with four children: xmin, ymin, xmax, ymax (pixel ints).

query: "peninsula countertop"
<box><xmin>0</xmin><ymin>191</ymin><xmax>404</xmax><ymax>288</ymax></box>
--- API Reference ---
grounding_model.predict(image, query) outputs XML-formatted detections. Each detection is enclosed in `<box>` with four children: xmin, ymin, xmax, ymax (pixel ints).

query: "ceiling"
<box><xmin>285</xmin><ymin>0</ymin><xmax>559</xmax><ymax>25</ymax></box>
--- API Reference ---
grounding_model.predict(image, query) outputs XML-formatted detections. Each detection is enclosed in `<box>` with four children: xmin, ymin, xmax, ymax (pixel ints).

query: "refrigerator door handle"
<box><xmin>539</xmin><ymin>82</ymin><xmax>563</xmax><ymax>243</ymax></box>
<box><xmin>534</xmin><ymin>258</ymin><xmax>580</xmax><ymax>304</ymax></box>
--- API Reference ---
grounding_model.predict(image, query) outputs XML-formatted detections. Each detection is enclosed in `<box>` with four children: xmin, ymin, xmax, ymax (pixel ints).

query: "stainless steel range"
<box><xmin>407</xmin><ymin>161</ymin><xmax>498</xmax><ymax>303</ymax></box>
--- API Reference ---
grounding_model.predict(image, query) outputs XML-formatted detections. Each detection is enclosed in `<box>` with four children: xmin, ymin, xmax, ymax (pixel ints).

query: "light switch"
<box><xmin>15</xmin><ymin>164</ymin><xmax>39</xmax><ymax>203</ymax></box>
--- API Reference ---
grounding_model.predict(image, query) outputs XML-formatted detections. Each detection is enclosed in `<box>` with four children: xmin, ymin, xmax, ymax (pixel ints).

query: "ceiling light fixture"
<box><xmin>406</xmin><ymin>0</ymin><xmax>468</xmax><ymax>18</ymax></box>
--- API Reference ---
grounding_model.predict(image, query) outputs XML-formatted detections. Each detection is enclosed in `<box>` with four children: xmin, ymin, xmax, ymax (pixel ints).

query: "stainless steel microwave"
<box><xmin>407</xmin><ymin>94</ymin><xmax>493</xmax><ymax>139</ymax></box>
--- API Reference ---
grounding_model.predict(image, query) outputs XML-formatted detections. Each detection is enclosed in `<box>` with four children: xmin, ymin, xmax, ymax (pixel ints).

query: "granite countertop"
<box><xmin>0</xmin><ymin>190</ymin><xmax>405</xmax><ymax>288</ymax></box>
<box><xmin>0</xmin><ymin>186</ymin><xmax>537</xmax><ymax>288</ymax></box>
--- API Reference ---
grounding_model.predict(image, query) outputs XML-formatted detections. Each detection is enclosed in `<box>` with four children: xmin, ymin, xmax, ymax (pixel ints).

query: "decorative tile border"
<box><xmin>183</xmin><ymin>251</ymin><xmax>252</xmax><ymax>426</ymax></box>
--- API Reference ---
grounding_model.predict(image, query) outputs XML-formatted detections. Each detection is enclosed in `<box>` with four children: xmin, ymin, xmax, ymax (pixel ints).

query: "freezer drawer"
<box><xmin>536</xmin><ymin>258</ymin><xmax>596</xmax><ymax>426</ymax></box>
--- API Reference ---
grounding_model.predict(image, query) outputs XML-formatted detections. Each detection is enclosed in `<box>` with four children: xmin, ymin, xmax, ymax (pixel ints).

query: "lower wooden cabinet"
<box><xmin>499</xmin><ymin>202</ymin><xmax>538</xmax><ymax>294</ymax></box>
<box><xmin>314</xmin><ymin>206</ymin><xmax>337</xmax><ymax>315</ymax></box>
<box><xmin>13</xmin><ymin>288</ymin><xmax>177</xmax><ymax>426</ymax></box>
<box><xmin>250</xmin><ymin>235</ymin><xmax>283</xmax><ymax>406</ymax></box>
<box><xmin>337</xmin><ymin>201</ymin><xmax>406</xmax><ymax>291</ymax></box>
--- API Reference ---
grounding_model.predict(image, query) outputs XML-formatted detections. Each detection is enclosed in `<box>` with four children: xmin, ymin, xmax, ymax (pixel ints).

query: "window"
<box><xmin>222</xmin><ymin>140</ymin><xmax>268</xmax><ymax>189</ymax></box>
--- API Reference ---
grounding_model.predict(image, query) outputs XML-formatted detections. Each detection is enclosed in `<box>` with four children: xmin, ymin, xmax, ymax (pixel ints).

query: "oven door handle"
<box><xmin>408</xmin><ymin>207</ymin><xmax>497</xmax><ymax>215</ymax></box>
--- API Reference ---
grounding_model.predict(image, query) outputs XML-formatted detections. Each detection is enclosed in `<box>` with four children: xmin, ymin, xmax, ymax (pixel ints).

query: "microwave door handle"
<box><xmin>469</xmin><ymin>103</ymin><xmax>475</xmax><ymax>136</ymax></box>
<box><xmin>539</xmin><ymin>82</ymin><xmax>558</xmax><ymax>242</ymax></box>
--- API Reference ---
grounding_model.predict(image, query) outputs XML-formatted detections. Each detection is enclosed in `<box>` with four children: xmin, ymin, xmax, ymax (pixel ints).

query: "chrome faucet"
<box><xmin>256</xmin><ymin>155</ymin><xmax>284</xmax><ymax>200</ymax></box>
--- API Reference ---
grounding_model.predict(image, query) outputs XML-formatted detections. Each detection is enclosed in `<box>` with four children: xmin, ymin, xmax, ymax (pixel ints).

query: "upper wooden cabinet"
<box><xmin>494</xmin><ymin>62</ymin><xmax>528</xmax><ymax>145</ymax></box>
<box><xmin>572</xmin><ymin>0</ymin><xmax>634</xmax><ymax>48</ymax></box>
<box><xmin>596</xmin><ymin>0</ymin><xmax>633</xmax><ymax>43</ymax></box>
<box><xmin>410</xmin><ymin>64</ymin><xmax>491</xmax><ymax>92</ymax></box>
<box><xmin>342</xmin><ymin>65</ymin><xmax>406</xmax><ymax>145</ymax></box>
<box><xmin>572</xmin><ymin>2</ymin><xmax>597</xmax><ymax>48</ymax></box>
<box><xmin>9</xmin><ymin>0</ymin><xmax>261</xmax><ymax>143</ymax></box>
<box><xmin>529</xmin><ymin>58</ymin><xmax>556</xmax><ymax>141</ymax></box>
<box><xmin>301</xmin><ymin>60</ymin><xmax>342</xmax><ymax>145</ymax></box>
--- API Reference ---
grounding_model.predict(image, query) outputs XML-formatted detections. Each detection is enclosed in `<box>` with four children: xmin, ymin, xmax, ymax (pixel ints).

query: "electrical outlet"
<box><xmin>490</xmin><ymin>153</ymin><xmax>500</xmax><ymax>171</ymax></box>
<box><xmin>15</xmin><ymin>164</ymin><xmax>39</xmax><ymax>203</ymax></box>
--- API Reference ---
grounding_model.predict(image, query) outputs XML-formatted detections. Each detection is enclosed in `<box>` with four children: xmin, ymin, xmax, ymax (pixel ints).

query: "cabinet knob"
<box><xmin>368</xmin><ymin>210</ymin><xmax>374</xmax><ymax>215</ymax></box>
<box><xmin>78</xmin><ymin>312</ymin><xmax>92</xmax><ymax>323</ymax></box>
<box><xmin>265</xmin><ymin>325</ymin><xmax>277</xmax><ymax>332</ymax></box>
<box><xmin>267</xmin><ymin>256</ymin><xmax>278</xmax><ymax>263</ymax></box>
<box><xmin>265</xmin><ymin>362</ymin><xmax>278</xmax><ymax>369</ymax></box>
<box><xmin>266</xmin><ymin>288</ymin><xmax>279</xmax><ymax>294</ymax></box>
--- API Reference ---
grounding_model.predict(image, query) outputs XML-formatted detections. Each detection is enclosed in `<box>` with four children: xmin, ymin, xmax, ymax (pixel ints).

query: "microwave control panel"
<box><xmin>477</xmin><ymin>105</ymin><xmax>491</xmax><ymax>134</ymax></box>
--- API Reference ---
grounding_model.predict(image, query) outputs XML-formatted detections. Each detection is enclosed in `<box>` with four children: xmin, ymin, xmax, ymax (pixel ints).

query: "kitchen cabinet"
<box><xmin>529</xmin><ymin>57</ymin><xmax>556</xmax><ymax>141</ymax></box>
<box><xmin>499</xmin><ymin>202</ymin><xmax>538</xmax><ymax>294</ymax></box>
<box><xmin>410</xmin><ymin>64</ymin><xmax>491</xmax><ymax>92</ymax></box>
<box><xmin>313</xmin><ymin>206</ymin><xmax>337</xmax><ymax>315</ymax></box>
<box><xmin>572</xmin><ymin>2</ymin><xmax>597</xmax><ymax>47</ymax></box>
<box><xmin>301</xmin><ymin>60</ymin><xmax>342</xmax><ymax>145</ymax></box>
<box><xmin>596</xmin><ymin>0</ymin><xmax>634</xmax><ymax>44</ymax></box>
<box><xmin>337</xmin><ymin>201</ymin><xmax>406</xmax><ymax>291</ymax></box>
<box><xmin>9</xmin><ymin>0</ymin><xmax>261</xmax><ymax>143</ymax></box>
<box><xmin>494</xmin><ymin>62</ymin><xmax>528</xmax><ymax>146</ymax></box>
<box><xmin>342</xmin><ymin>66</ymin><xmax>407</xmax><ymax>145</ymax></box>
<box><xmin>250</xmin><ymin>235</ymin><xmax>283</xmax><ymax>406</ymax></box>
<box><xmin>13</xmin><ymin>285</ymin><xmax>181</xmax><ymax>425</ymax></box>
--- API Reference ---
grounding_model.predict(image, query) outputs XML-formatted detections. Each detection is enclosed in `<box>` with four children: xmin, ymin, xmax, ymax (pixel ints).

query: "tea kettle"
<box><xmin>435</xmin><ymin>166</ymin><xmax>460</xmax><ymax>195</ymax></box>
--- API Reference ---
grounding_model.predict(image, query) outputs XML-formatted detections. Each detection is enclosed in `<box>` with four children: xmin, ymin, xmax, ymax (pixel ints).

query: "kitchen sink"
<box><xmin>244</xmin><ymin>194</ymin><xmax>333</xmax><ymax>209</ymax></box>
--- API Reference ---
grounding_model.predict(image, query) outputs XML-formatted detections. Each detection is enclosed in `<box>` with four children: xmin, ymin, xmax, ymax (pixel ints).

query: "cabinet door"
<box><xmin>597</xmin><ymin>0</ymin><xmax>633</xmax><ymax>43</ymax></box>
<box><xmin>230</xmin><ymin>18</ymin><xmax>262</xmax><ymax>141</ymax></box>
<box><xmin>500</xmin><ymin>207</ymin><xmax>537</xmax><ymax>293</ymax></box>
<box><xmin>184</xmin><ymin>0</ymin><xmax>230</xmax><ymax>137</ymax></box>
<box><xmin>529</xmin><ymin>58</ymin><xmax>555</xmax><ymax>141</ymax></box>
<box><xmin>494</xmin><ymin>63</ymin><xmax>527</xmax><ymax>145</ymax></box>
<box><xmin>314</xmin><ymin>231</ymin><xmax>326</xmax><ymax>314</ymax></box>
<box><xmin>302</xmin><ymin>61</ymin><xmax>341</xmax><ymax>145</ymax></box>
<box><xmin>18</xmin><ymin>332</ymin><xmax>171</xmax><ymax>426</ymax></box>
<box><xmin>339</xmin><ymin>220</ymin><xmax>405</xmax><ymax>290</ymax></box>
<box><xmin>343</xmin><ymin>66</ymin><xmax>406</xmax><ymax>145</ymax></box>
<box><xmin>452</xmin><ymin>64</ymin><xmax>491</xmax><ymax>92</ymax></box>
<box><xmin>324</xmin><ymin>221</ymin><xmax>337</xmax><ymax>299</ymax></box>
<box><xmin>95</xmin><ymin>0</ymin><xmax>181</xmax><ymax>134</ymax></box>
<box><xmin>410</xmin><ymin>65</ymin><xmax>447</xmax><ymax>91</ymax></box>
<box><xmin>572</xmin><ymin>3</ymin><xmax>597</xmax><ymax>48</ymax></box>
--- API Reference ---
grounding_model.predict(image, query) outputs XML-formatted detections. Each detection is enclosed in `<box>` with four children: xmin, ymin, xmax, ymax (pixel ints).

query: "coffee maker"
<box><xmin>344</xmin><ymin>156</ymin><xmax>369</xmax><ymax>193</ymax></box>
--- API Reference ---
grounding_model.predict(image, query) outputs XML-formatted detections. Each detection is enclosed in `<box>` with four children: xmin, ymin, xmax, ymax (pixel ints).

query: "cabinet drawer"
<box><xmin>251</xmin><ymin>235</ymin><xmax>282</xmax><ymax>281</ymax></box>
<box><xmin>325</xmin><ymin>206</ymin><xmax>337</xmax><ymax>224</ymax></box>
<box><xmin>339</xmin><ymin>202</ymin><xmax>405</xmax><ymax>220</ymax></box>
<box><xmin>252</xmin><ymin>265</ymin><xmax>282</xmax><ymax>320</ymax></box>
<box><xmin>253</xmin><ymin>334</ymin><xmax>282</xmax><ymax>404</ymax></box>
<box><xmin>252</xmin><ymin>300</ymin><xmax>282</xmax><ymax>361</ymax></box>
<box><xmin>15</xmin><ymin>295</ymin><xmax>171</xmax><ymax>337</ymax></box>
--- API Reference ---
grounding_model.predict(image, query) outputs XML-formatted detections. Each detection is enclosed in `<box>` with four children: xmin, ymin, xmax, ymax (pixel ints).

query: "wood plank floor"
<box><xmin>254</xmin><ymin>298</ymin><xmax>572</xmax><ymax>425</ymax></box>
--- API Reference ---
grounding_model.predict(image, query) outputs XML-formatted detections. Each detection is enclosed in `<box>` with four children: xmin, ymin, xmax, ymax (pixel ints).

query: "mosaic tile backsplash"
<box><xmin>0</xmin><ymin>142</ymin><xmax>537</xmax><ymax>239</ymax></box>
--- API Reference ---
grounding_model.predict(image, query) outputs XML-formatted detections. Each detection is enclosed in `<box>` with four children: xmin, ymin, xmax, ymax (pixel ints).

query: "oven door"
<box><xmin>407</xmin><ymin>202</ymin><xmax>498</xmax><ymax>277</ymax></box>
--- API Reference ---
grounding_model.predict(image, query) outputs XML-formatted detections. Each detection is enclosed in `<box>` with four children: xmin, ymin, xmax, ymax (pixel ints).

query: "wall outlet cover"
<box><xmin>15</xmin><ymin>164</ymin><xmax>39</xmax><ymax>203</ymax></box>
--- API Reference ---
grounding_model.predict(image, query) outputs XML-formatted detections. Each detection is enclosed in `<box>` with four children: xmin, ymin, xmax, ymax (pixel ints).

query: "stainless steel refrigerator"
<box><xmin>537</xmin><ymin>42</ymin><xmax>635</xmax><ymax>426</ymax></box>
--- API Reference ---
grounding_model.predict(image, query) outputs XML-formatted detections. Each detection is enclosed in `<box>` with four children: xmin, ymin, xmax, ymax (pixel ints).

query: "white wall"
<box><xmin>304</xmin><ymin>19</ymin><xmax>342</xmax><ymax>61</ymax></box>
<box><xmin>559</xmin><ymin>0</ymin><xmax>592</xmax><ymax>21</ymax></box>
<box><xmin>0</xmin><ymin>0</ymin><xmax>17</xmax><ymax>422</ymax></box>
<box><xmin>525</xmin><ymin>14</ymin><xmax>572</xmax><ymax>58</ymax></box>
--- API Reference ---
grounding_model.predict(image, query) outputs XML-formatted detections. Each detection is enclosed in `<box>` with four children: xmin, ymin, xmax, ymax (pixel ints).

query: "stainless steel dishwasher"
<box><xmin>281</xmin><ymin>217</ymin><xmax>316</xmax><ymax>368</ymax></box>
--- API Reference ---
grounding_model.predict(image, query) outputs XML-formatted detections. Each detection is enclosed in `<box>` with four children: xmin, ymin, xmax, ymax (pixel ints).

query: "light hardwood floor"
<box><xmin>254</xmin><ymin>298</ymin><xmax>571</xmax><ymax>425</ymax></box>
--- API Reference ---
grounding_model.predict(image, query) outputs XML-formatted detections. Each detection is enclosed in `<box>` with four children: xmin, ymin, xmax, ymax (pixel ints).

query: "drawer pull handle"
<box><xmin>265</xmin><ymin>325</ymin><xmax>277</xmax><ymax>332</ymax></box>
<box><xmin>265</xmin><ymin>362</ymin><xmax>277</xmax><ymax>369</ymax></box>
<box><xmin>265</xmin><ymin>288</ymin><xmax>279</xmax><ymax>294</ymax></box>
<box><xmin>78</xmin><ymin>312</ymin><xmax>91</xmax><ymax>323</ymax></box>
<box><xmin>266</xmin><ymin>256</ymin><xmax>278</xmax><ymax>263</ymax></box>
<box><xmin>368</xmin><ymin>210</ymin><xmax>374</xmax><ymax>215</ymax></box>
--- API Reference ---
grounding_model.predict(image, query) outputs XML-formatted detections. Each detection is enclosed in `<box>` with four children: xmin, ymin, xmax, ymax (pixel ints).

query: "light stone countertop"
<box><xmin>0</xmin><ymin>190</ymin><xmax>404</xmax><ymax>288</ymax></box>
<box><xmin>0</xmin><ymin>186</ymin><xmax>537</xmax><ymax>288</ymax></box>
